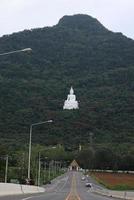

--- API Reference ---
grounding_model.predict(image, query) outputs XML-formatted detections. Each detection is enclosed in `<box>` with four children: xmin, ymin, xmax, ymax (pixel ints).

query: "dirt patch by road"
<box><xmin>91</xmin><ymin>172</ymin><xmax>134</xmax><ymax>190</ymax></box>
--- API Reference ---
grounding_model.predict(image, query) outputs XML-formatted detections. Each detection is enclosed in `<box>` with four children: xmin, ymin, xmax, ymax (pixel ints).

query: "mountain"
<box><xmin>0</xmin><ymin>14</ymin><xmax>134</xmax><ymax>148</ymax></box>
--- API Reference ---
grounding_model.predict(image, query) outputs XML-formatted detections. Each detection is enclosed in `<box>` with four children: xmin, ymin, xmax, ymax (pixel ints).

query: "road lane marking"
<box><xmin>21</xmin><ymin>194</ymin><xmax>45</xmax><ymax>200</ymax></box>
<box><xmin>58</xmin><ymin>176</ymin><xmax>69</xmax><ymax>192</ymax></box>
<box><xmin>21</xmin><ymin>197</ymin><xmax>33</xmax><ymax>200</ymax></box>
<box><xmin>54</xmin><ymin>176</ymin><xmax>69</xmax><ymax>192</ymax></box>
<box><xmin>47</xmin><ymin>176</ymin><xmax>69</xmax><ymax>193</ymax></box>
<box><xmin>65</xmin><ymin>174</ymin><xmax>81</xmax><ymax>200</ymax></box>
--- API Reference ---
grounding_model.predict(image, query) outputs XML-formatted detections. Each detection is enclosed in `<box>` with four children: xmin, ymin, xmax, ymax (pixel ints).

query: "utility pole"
<box><xmin>48</xmin><ymin>162</ymin><xmax>51</xmax><ymax>180</ymax></box>
<box><xmin>79</xmin><ymin>144</ymin><xmax>82</xmax><ymax>151</ymax></box>
<box><xmin>57</xmin><ymin>161</ymin><xmax>59</xmax><ymax>173</ymax></box>
<box><xmin>55</xmin><ymin>161</ymin><xmax>57</xmax><ymax>175</ymax></box>
<box><xmin>5</xmin><ymin>155</ymin><xmax>8</xmax><ymax>183</ymax></box>
<box><xmin>38</xmin><ymin>152</ymin><xmax>41</xmax><ymax>186</ymax></box>
<box><xmin>59</xmin><ymin>161</ymin><xmax>62</xmax><ymax>172</ymax></box>
<box><xmin>21</xmin><ymin>152</ymin><xmax>25</xmax><ymax>180</ymax></box>
<box><xmin>44</xmin><ymin>162</ymin><xmax>46</xmax><ymax>184</ymax></box>
<box><xmin>89</xmin><ymin>132</ymin><xmax>93</xmax><ymax>146</ymax></box>
<box><xmin>52</xmin><ymin>160</ymin><xmax>56</xmax><ymax>178</ymax></box>
<box><xmin>89</xmin><ymin>132</ymin><xmax>95</xmax><ymax>170</ymax></box>
<box><xmin>53</xmin><ymin>160</ymin><xmax>56</xmax><ymax>178</ymax></box>
<box><xmin>89</xmin><ymin>132</ymin><xmax>94</xmax><ymax>152</ymax></box>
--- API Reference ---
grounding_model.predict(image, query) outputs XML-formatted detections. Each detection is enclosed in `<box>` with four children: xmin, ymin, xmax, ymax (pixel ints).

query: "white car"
<box><xmin>81</xmin><ymin>176</ymin><xmax>86</xmax><ymax>181</ymax></box>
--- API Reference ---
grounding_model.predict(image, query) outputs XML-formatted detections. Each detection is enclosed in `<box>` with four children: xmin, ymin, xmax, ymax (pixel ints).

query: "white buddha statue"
<box><xmin>63</xmin><ymin>87</ymin><xmax>79</xmax><ymax>110</ymax></box>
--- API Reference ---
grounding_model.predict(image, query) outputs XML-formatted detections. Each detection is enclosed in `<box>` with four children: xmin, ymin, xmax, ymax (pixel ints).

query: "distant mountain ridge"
<box><xmin>0</xmin><ymin>14</ymin><xmax>134</xmax><ymax>147</ymax></box>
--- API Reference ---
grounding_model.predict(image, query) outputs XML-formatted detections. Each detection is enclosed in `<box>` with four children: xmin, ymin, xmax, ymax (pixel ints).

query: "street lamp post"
<box><xmin>27</xmin><ymin>120</ymin><xmax>53</xmax><ymax>180</ymax></box>
<box><xmin>0</xmin><ymin>48</ymin><xmax>32</xmax><ymax>56</ymax></box>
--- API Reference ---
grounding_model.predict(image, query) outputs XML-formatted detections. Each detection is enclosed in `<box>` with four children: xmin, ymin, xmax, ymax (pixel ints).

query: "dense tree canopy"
<box><xmin>0</xmin><ymin>14</ymin><xmax>134</xmax><ymax>150</ymax></box>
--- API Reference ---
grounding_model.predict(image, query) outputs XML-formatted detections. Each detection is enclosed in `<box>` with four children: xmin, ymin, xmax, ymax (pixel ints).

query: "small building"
<box><xmin>68</xmin><ymin>160</ymin><xmax>80</xmax><ymax>171</ymax></box>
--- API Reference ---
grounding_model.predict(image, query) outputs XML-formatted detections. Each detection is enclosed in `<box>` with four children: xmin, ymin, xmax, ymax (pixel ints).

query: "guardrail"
<box><xmin>91</xmin><ymin>186</ymin><xmax>134</xmax><ymax>200</ymax></box>
<box><xmin>0</xmin><ymin>183</ymin><xmax>45</xmax><ymax>196</ymax></box>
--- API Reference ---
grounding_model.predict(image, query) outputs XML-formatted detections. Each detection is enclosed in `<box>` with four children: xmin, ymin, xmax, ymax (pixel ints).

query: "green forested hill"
<box><xmin>0</xmin><ymin>14</ymin><xmax>134</xmax><ymax>148</ymax></box>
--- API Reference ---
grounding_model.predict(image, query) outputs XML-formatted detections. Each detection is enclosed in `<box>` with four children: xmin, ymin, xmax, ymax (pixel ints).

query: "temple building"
<box><xmin>68</xmin><ymin>160</ymin><xmax>80</xmax><ymax>171</ymax></box>
<box><xmin>63</xmin><ymin>87</ymin><xmax>79</xmax><ymax>110</ymax></box>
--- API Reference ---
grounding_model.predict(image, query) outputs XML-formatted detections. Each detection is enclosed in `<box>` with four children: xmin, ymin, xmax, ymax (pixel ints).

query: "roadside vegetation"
<box><xmin>0</xmin><ymin>144</ymin><xmax>70</xmax><ymax>185</ymax></box>
<box><xmin>0</xmin><ymin>15</ymin><xmax>134</xmax><ymax>150</ymax></box>
<box><xmin>0</xmin><ymin>143</ymin><xmax>134</xmax><ymax>186</ymax></box>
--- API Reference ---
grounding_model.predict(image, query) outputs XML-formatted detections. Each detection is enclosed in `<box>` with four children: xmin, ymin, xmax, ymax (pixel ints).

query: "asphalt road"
<box><xmin>0</xmin><ymin>171</ymin><xmax>120</xmax><ymax>200</ymax></box>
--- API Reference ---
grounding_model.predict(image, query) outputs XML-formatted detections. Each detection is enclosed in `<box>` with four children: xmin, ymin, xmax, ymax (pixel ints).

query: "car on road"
<box><xmin>85</xmin><ymin>182</ymin><xmax>92</xmax><ymax>187</ymax></box>
<box><xmin>81</xmin><ymin>176</ymin><xmax>86</xmax><ymax>181</ymax></box>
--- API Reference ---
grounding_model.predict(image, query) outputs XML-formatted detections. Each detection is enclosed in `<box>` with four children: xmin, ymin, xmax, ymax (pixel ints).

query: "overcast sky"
<box><xmin>0</xmin><ymin>0</ymin><xmax>134</xmax><ymax>39</ymax></box>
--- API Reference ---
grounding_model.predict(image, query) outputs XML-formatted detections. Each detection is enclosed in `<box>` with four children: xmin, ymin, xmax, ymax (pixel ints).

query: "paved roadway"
<box><xmin>0</xmin><ymin>171</ymin><xmax>120</xmax><ymax>200</ymax></box>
